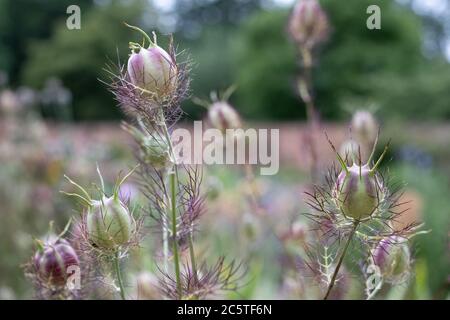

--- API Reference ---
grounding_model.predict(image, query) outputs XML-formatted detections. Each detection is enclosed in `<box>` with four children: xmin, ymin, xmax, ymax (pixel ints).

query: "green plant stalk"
<box><xmin>114</xmin><ymin>250</ymin><xmax>126</xmax><ymax>300</ymax></box>
<box><xmin>323</xmin><ymin>221</ymin><xmax>359</xmax><ymax>300</ymax></box>
<box><xmin>299</xmin><ymin>47</ymin><xmax>319</xmax><ymax>181</ymax></box>
<box><xmin>162</xmin><ymin>216</ymin><xmax>169</xmax><ymax>275</ymax></box>
<box><xmin>169</xmin><ymin>171</ymin><xmax>182</xmax><ymax>298</ymax></box>
<box><xmin>188</xmin><ymin>232</ymin><xmax>198</xmax><ymax>285</ymax></box>
<box><xmin>160</xmin><ymin>118</ymin><xmax>199</xmax><ymax>287</ymax></box>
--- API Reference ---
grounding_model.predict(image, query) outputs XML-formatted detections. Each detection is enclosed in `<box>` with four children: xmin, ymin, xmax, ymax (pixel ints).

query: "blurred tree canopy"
<box><xmin>1</xmin><ymin>0</ymin><xmax>449</xmax><ymax>121</ymax></box>
<box><xmin>22</xmin><ymin>1</ymin><xmax>147</xmax><ymax>120</ymax></box>
<box><xmin>0</xmin><ymin>0</ymin><xmax>94</xmax><ymax>84</ymax></box>
<box><xmin>233</xmin><ymin>0</ymin><xmax>450</xmax><ymax>120</ymax></box>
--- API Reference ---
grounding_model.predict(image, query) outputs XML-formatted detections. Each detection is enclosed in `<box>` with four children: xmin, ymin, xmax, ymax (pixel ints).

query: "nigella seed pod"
<box><xmin>372</xmin><ymin>236</ymin><xmax>411</xmax><ymax>283</ymax></box>
<box><xmin>208</xmin><ymin>101</ymin><xmax>241</xmax><ymax>132</ymax></box>
<box><xmin>141</xmin><ymin>134</ymin><xmax>172</xmax><ymax>170</ymax></box>
<box><xmin>87</xmin><ymin>196</ymin><xmax>133</xmax><ymax>249</ymax></box>
<box><xmin>351</xmin><ymin>110</ymin><xmax>378</xmax><ymax>145</ymax></box>
<box><xmin>339</xmin><ymin>140</ymin><xmax>359</xmax><ymax>163</ymax></box>
<box><xmin>288</xmin><ymin>0</ymin><xmax>329</xmax><ymax>49</ymax></box>
<box><xmin>122</xmin><ymin>122</ymin><xmax>172</xmax><ymax>170</ymax></box>
<box><xmin>62</xmin><ymin>165</ymin><xmax>139</xmax><ymax>252</ymax></box>
<box><xmin>34</xmin><ymin>238</ymin><xmax>79</xmax><ymax>286</ymax></box>
<box><xmin>335</xmin><ymin>164</ymin><xmax>380</xmax><ymax>221</ymax></box>
<box><xmin>126</xmin><ymin>25</ymin><xmax>177</xmax><ymax>100</ymax></box>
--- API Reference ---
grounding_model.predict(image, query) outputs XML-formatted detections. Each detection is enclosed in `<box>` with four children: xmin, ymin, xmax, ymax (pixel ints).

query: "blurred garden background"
<box><xmin>0</xmin><ymin>0</ymin><xmax>449</xmax><ymax>299</ymax></box>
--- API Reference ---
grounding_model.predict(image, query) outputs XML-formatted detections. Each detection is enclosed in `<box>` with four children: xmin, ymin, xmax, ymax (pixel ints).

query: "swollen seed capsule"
<box><xmin>34</xmin><ymin>238</ymin><xmax>79</xmax><ymax>286</ymax></box>
<box><xmin>127</xmin><ymin>45</ymin><xmax>177</xmax><ymax>99</ymax></box>
<box><xmin>208</xmin><ymin>101</ymin><xmax>241</xmax><ymax>132</ymax></box>
<box><xmin>288</xmin><ymin>0</ymin><xmax>328</xmax><ymax>48</ymax></box>
<box><xmin>87</xmin><ymin>196</ymin><xmax>132</xmax><ymax>249</ymax></box>
<box><xmin>373</xmin><ymin>236</ymin><xmax>411</xmax><ymax>283</ymax></box>
<box><xmin>351</xmin><ymin>110</ymin><xmax>378</xmax><ymax>145</ymax></box>
<box><xmin>335</xmin><ymin>164</ymin><xmax>379</xmax><ymax>221</ymax></box>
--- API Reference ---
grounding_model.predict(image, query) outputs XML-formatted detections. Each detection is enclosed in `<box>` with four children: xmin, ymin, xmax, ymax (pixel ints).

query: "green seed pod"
<box><xmin>141</xmin><ymin>134</ymin><xmax>172</xmax><ymax>170</ymax></box>
<box><xmin>87</xmin><ymin>196</ymin><xmax>133</xmax><ymax>249</ymax></box>
<box><xmin>351</xmin><ymin>110</ymin><xmax>378</xmax><ymax>145</ymax></box>
<box><xmin>126</xmin><ymin>25</ymin><xmax>178</xmax><ymax>100</ymax></box>
<box><xmin>373</xmin><ymin>236</ymin><xmax>411</xmax><ymax>283</ymax></box>
<box><xmin>208</xmin><ymin>101</ymin><xmax>241</xmax><ymax>132</ymax></box>
<box><xmin>335</xmin><ymin>164</ymin><xmax>379</xmax><ymax>221</ymax></box>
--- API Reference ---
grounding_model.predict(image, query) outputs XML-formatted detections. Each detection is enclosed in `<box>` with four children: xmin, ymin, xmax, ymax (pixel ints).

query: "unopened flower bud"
<box><xmin>208</xmin><ymin>101</ymin><xmax>241</xmax><ymax>132</ymax></box>
<box><xmin>351</xmin><ymin>110</ymin><xmax>378</xmax><ymax>145</ymax></box>
<box><xmin>373</xmin><ymin>236</ymin><xmax>410</xmax><ymax>283</ymax></box>
<box><xmin>34</xmin><ymin>238</ymin><xmax>79</xmax><ymax>286</ymax></box>
<box><xmin>288</xmin><ymin>0</ymin><xmax>329</xmax><ymax>49</ymax></box>
<box><xmin>335</xmin><ymin>164</ymin><xmax>380</xmax><ymax>221</ymax></box>
<box><xmin>87</xmin><ymin>196</ymin><xmax>133</xmax><ymax>249</ymax></box>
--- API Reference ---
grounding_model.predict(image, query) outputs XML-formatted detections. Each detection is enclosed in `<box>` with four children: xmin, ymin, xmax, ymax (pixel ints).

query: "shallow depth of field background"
<box><xmin>0</xmin><ymin>0</ymin><xmax>449</xmax><ymax>299</ymax></box>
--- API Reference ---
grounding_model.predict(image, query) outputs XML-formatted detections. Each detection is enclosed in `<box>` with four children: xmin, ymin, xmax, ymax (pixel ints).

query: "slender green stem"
<box><xmin>162</xmin><ymin>216</ymin><xmax>169</xmax><ymax>275</ymax></box>
<box><xmin>323</xmin><ymin>221</ymin><xmax>359</xmax><ymax>300</ymax></box>
<box><xmin>169</xmin><ymin>172</ymin><xmax>182</xmax><ymax>298</ymax></box>
<box><xmin>160</xmin><ymin>116</ymin><xmax>199</xmax><ymax>291</ymax></box>
<box><xmin>299</xmin><ymin>48</ymin><xmax>319</xmax><ymax>181</ymax></box>
<box><xmin>114</xmin><ymin>250</ymin><xmax>126</xmax><ymax>300</ymax></box>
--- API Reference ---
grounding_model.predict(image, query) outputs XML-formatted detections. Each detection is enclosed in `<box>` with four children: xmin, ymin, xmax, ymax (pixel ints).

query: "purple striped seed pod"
<box><xmin>127</xmin><ymin>45</ymin><xmax>178</xmax><ymax>99</ymax></box>
<box><xmin>351</xmin><ymin>110</ymin><xmax>378</xmax><ymax>145</ymax></box>
<box><xmin>34</xmin><ymin>238</ymin><xmax>79</xmax><ymax>286</ymax></box>
<box><xmin>288</xmin><ymin>0</ymin><xmax>329</xmax><ymax>49</ymax></box>
<box><xmin>335</xmin><ymin>164</ymin><xmax>379</xmax><ymax>221</ymax></box>
<box><xmin>373</xmin><ymin>236</ymin><xmax>410</xmax><ymax>283</ymax></box>
<box><xmin>87</xmin><ymin>196</ymin><xmax>133</xmax><ymax>249</ymax></box>
<box><xmin>208</xmin><ymin>101</ymin><xmax>242</xmax><ymax>133</ymax></box>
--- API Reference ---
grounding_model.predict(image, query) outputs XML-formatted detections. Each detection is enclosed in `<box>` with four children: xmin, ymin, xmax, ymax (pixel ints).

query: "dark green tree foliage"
<box><xmin>234</xmin><ymin>0</ymin><xmax>450</xmax><ymax>120</ymax></box>
<box><xmin>22</xmin><ymin>1</ymin><xmax>146</xmax><ymax>120</ymax></box>
<box><xmin>233</xmin><ymin>10</ymin><xmax>300</xmax><ymax>120</ymax></box>
<box><xmin>0</xmin><ymin>0</ymin><xmax>94</xmax><ymax>84</ymax></box>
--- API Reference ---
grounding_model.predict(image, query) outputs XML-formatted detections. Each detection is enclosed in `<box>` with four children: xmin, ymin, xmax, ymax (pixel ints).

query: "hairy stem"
<box><xmin>169</xmin><ymin>171</ymin><xmax>182</xmax><ymax>298</ymax></box>
<box><xmin>244</xmin><ymin>163</ymin><xmax>263</xmax><ymax>216</ymax></box>
<box><xmin>114</xmin><ymin>250</ymin><xmax>126</xmax><ymax>300</ymax></box>
<box><xmin>299</xmin><ymin>48</ymin><xmax>319</xmax><ymax>181</ymax></box>
<box><xmin>323</xmin><ymin>221</ymin><xmax>359</xmax><ymax>300</ymax></box>
<box><xmin>161</xmin><ymin>118</ymin><xmax>199</xmax><ymax>290</ymax></box>
<box><xmin>188</xmin><ymin>233</ymin><xmax>198</xmax><ymax>285</ymax></box>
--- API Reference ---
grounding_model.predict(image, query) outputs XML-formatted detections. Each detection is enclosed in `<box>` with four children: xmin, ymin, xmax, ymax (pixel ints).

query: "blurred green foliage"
<box><xmin>22</xmin><ymin>1</ymin><xmax>146</xmax><ymax>120</ymax></box>
<box><xmin>234</xmin><ymin>0</ymin><xmax>450</xmax><ymax>120</ymax></box>
<box><xmin>0</xmin><ymin>0</ymin><xmax>448</xmax><ymax>121</ymax></box>
<box><xmin>396</xmin><ymin>164</ymin><xmax>450</xmax><ymax>298</ymax></box>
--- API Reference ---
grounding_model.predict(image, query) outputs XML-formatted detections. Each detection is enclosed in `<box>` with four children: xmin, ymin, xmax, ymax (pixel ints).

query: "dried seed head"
<box><xmin>288</xmin><ymin>0</ymin><xmax>329</xmax><ymax>49</ymax></box>
<box><xmin>372</xmin><ymin>236</ymin><xmax>411</xmax><ymax>283</ymax></box>
<box><xmin>208</xmin><ymin>101</ymin><xmax>241</xmax><ymax>132</ymax></box>
<box><xmin>334</xmin><ymin>164</ymin><xmax>380</xmax><ymax>221</ymax></box>
<box><xmin>33</xmin><ymin>237</ymin><xmax>79</xmax><ymax>287</ymax></box>
<box><xmin>87</xmin><ymin>196</ymin><xmax>133</xmax><ymax>249</ymax></box>
<box><xmin>127</xmin><ymin>26</ymin><xmax>178</xmax><ymax>101</ymax></box>
<box><xmin>351</xmin><ymin>110</ymin><xmax>378</xmax><ymax>145</ymax></box>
